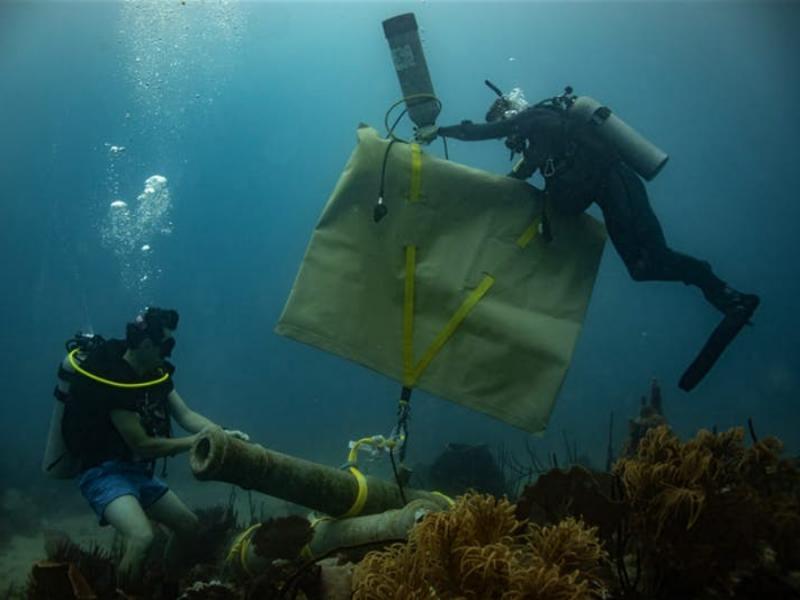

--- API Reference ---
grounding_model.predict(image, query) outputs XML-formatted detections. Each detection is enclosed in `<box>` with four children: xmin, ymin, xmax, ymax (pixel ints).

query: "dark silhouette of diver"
<box><xmin>421</xmin><ymin>83</ymin><xmax>759</xmax><ymax>391</ymax></box>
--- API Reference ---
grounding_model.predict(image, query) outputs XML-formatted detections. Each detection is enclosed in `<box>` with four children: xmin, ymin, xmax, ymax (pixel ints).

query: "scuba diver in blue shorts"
<box><xmin>43</xmin><ymin>307</ymin><xmax>250</xmax><ymax>590</ymax></box>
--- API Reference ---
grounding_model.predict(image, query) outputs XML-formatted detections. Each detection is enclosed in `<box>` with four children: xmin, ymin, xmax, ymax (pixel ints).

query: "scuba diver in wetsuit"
<box><xmin>418</xmin><ymin>82</ymin><xmax>759</xmax><ymax>391</ymax></box>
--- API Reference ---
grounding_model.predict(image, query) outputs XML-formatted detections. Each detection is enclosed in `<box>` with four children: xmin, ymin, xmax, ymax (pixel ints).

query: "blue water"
<box><xmin>1</xmin><ymin>0</ymin><xmax>799</xmax><ymax>497</ymax></box>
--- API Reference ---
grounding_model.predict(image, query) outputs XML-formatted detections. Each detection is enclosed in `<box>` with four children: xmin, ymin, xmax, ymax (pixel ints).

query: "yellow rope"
<box><xmin>348</xmin><ymin>436</ymin><xmax>398</xmax><ymax>465</ymax></box>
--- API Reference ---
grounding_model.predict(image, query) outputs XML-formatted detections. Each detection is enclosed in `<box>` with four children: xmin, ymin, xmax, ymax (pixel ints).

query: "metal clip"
<box><xmin>543</xmin><ymin>157</ymin><xmax>556</xmax><ymax>178</ymax></box>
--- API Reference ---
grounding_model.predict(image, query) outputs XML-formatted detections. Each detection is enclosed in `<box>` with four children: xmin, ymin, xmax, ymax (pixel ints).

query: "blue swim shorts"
<box><xmin>78</xmin><ymin>460</ymin><xmax>169</xmax><ymax>526</ymax></box>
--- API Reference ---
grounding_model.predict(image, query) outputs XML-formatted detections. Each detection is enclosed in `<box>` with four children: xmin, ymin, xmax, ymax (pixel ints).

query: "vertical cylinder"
<box><xmin>383</xmin><ymin>13</ymin><xmax>440</xmax><ymax>128</ymax></box>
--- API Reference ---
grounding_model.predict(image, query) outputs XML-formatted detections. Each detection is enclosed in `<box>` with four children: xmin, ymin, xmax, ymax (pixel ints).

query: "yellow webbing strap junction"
<box><xmin>400</xmin><ymin>143</ymin><xmax>541</xmax><ymax>388</ymax></box>
<box><xmin>407</xmin><ymin>271</ymin><xmax>495</xmax><ymax>385</ymax></box>
<box><xmin>401</xmin><ymin>143</ymin><xmax>496</xmax><ymax>387</ymax></box>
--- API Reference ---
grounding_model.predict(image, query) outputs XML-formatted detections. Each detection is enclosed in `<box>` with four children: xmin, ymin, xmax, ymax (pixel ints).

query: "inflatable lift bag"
<box><xmin>276</xmin><ymin>126</ymin><xmax>606</xmax><ymax>433</ymax></box>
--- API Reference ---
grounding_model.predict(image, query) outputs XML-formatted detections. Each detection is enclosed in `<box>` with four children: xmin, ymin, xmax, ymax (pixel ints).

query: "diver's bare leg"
<box><xmin>146</xmin><ymin>490</ymin><xmax>200</xmax><ymax>575</ymax></box>
<box><xmin>103</xmin><ymin>494</ymin><xmax>155</xmax><ymax>589</ymax></box>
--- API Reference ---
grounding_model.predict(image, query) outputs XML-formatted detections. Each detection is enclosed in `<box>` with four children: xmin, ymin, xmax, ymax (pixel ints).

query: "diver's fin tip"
<box><xmin>679</xmin><ymin>297</ymin><xmax>759</xmax><ymax>392</ymax></box>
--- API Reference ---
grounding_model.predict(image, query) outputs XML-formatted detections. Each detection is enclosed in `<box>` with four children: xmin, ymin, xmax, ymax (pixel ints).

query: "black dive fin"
<box><xmin>679</xmin><ymin>297</ymin><xmax>760</xmax><ymax>392</ymax></box>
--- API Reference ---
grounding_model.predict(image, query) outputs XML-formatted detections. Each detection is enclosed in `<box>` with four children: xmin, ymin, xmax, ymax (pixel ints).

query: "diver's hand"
<box><xmin>225</xmin><ymin>429</ymin><xmax>251</xmax><ymax>442</ymax></box>
<box><xmin>414</xmin><ymin>125</ymin><xmax>439</xmax><ymax>144</ymax></box>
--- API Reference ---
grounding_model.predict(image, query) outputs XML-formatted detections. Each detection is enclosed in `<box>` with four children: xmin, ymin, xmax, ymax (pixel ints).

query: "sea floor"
<box><xmin>0</xmin><ymin>474</ymin><xmax>292</xmax><ymax>593</ymax></box>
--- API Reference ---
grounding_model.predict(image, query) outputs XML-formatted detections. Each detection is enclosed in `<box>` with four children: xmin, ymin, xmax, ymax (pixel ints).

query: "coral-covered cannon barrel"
<box><xmin>227</xmin><ymin>499</ymin><xmax>443</xmax><ymax>580</ymax></box>
<box><xmin>190</xmin><ymin>428</ymin><xmax>451</xmax><ymax>517</ymax></box>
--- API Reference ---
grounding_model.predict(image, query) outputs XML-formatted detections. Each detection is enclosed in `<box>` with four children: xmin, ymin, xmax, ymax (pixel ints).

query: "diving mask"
<box><xmin>484</xmin><ymin>80</ymin><xmax>529</xmax><ymax>122</ymax></box>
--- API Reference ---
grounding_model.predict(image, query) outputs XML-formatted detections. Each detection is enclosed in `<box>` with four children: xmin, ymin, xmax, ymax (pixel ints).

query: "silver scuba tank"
<box><xmin>383</xmin><ymin>13</ymin><xmax>440</xmax><ymax>128</ymax></box>
<box><xmin>568</xmin><ymin>96</ymin><xmax>669</xmax><ymax>181</ymax></box>
<box><xmin>42</xmin><ymin>354</ymin><xmax>82</xmax><ymax>478</ymax></box>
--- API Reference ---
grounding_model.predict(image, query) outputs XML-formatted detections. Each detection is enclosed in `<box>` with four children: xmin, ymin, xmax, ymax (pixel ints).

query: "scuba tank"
<box><xmin>382</xmin><ymin>13</ymin><xmax>440</xmax><ymax>128</ymax></box>
<box><xmin>567</xmin><ymin>95</ymin><xmax>669</xmax><ymax>181</ymax></box>
<box><xmin>42</xmin><ymin>333</ymin><xmax>104</xmax><ymax>479</ymax></box>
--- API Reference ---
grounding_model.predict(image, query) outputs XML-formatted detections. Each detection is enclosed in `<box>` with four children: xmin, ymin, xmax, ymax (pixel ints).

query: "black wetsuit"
<box><xmin>437</xmin><ymin>105</ymin><xmax>725</xmax><ymax>296</ymax></box>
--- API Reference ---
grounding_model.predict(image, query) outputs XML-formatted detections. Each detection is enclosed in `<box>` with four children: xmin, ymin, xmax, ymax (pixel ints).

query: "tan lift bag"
<box><xmin>276</xmin><ymin>125</ymin><xmax>606</xmax><ymax>433</ymax></box>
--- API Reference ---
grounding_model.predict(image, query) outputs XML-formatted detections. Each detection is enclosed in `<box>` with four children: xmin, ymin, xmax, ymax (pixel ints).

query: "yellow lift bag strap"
<box><xmin>401</xmin><ymin>143</ymin><xmax>538</xmax><ymax>389</ymax></box>
<box><xmin>409</xmin><ymin>143</ymin><xmax>423</xmax><ymax>203</ymax></box>
<box><xmin>516</xmin><ymin>218</ymin><xmax>542</xmax><ymax>249</ymax></box>
<box><xmin>403</xmin><ymin>250</ymin><xmax>496</xmax><ymax>387</ymax></box>
<box><xmin>403</xmin><ymin>245</ymin><xmax>417</xmax><ymax>387</ymax></box>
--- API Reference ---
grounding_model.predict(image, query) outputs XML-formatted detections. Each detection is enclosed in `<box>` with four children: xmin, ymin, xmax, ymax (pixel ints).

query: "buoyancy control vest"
<box><xmin>42</xmin><ymin>334</ymin><xmax>173</xmax><ymax>479</ymax></box>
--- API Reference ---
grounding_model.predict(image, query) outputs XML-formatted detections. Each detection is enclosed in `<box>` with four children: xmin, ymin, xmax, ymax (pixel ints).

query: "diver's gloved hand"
<box><xmin>224</xmin><ymin>429</ymin><xmax>251</xmax><ymax>442</ymax></box>
<box><xmin>414</xmin><ymin>125</ymin><xmax>439</xmax><ymax>144</ymax></box>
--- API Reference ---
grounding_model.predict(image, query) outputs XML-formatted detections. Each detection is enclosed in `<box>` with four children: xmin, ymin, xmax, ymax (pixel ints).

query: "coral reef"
<box><xmin>11</xmin><ymin>412</ymin><xmax>800</xmax><ymax>600</ymax></box>
<box><xmin>250</xmin><ymin>516</ymin><xmax>313</xmax><ymax>562</ymax></box>
<box><xmin>38</xmin><ymin>529</ymin><xmax>117</xmax><ymax>596</ymax></box>
<box><xmin>177</xmin><ymin>579</ymin><xmax>241</xmax><ymax>600</ymax></box>
<box><xmin>514</xmin><ymin>466</ymin><xmax>623</xmax><ymax>544</ymax></box>
<box><xmin>621</xmin><ymin>378</ymin><xmax>667</xmax><ymax>458</ymax></box>
<box><xmin>512</xmin><ymin>410</ymin><xmax>800</xmax><ymax>599</ymax></box>
<box><xmin>187</xmin><ymin>504</ymin><xmax>242</xmax><ymax>567</ymax></box>
<box><xmin>614</xmin><ymin>425</ymin><xmax>800</xmax><ymax>598</ymax></box>
<box><xmin>314</xmin><ymin>558</ymin><xmax>354</xmax><ymax>600</ymax></box>
<box><xmin>350</xmin><ymin>493</ymin><xmax>609</xmax><ymax>599</ymax></box>
<box><xmin>424</xmin><ymin>443</ymin><xmax>508</xmax><ymax>498</ymax></box>
<box><xmin>25</xmin><ymin>561</ymin><xmax>96</xmax><ymax>600</ymax></box>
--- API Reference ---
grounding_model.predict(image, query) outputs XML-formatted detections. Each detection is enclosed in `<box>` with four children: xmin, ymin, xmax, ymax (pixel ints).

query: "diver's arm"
<box><xmin>168</xmin><ymin>390</ymin><xmax>250</xmax><ymax>440</ymax></box>
<box><xmin>167</xmin><ymin>389</ymin><xmax>218</xmax><ymax>434</ymax></box>
<box><xmin>437</xmin><ymin>119</ymin><xmax>518</xmax><ymax>141</ymax></box>
<box><xmin>110</xmin><ymin>408</ymin><xmax>204</xmax><ymax>458</ymax></box>
<box><xmin>437</xmin><ymin>107</ymin><xmax>543</xmax><ymax>141</ymax></box>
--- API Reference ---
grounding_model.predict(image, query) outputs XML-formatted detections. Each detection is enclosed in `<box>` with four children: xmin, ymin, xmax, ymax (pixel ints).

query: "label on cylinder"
<box><xmin>391</xmin><ymin>45</ymin><xmax>416</xmax><ymax>71</ymax></box>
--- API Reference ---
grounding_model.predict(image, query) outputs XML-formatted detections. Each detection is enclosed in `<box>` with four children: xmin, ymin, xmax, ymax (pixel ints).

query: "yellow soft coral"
<box><xmin>616</xmin><ymin>425</ymin><xmax>726</xmax><ymax>539</ymax></box>
<box><xmin>351</xmin><ymin>493</ymin><xmax>608</xmax><ymax>600</ymax></box>
<box><xmin>613</xmin><ymin>425</ymin><xmax>800</xmax><ymax>597</ymax></box>
<box><xmin>506</xmin><ymin>562</ymin><xmax>590</xmax><ymax>600</ymax></box>
<box><xmin>524</xmin><ymin>518</ymin><xmax>607</xmax><ymax>591</ymax></box>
